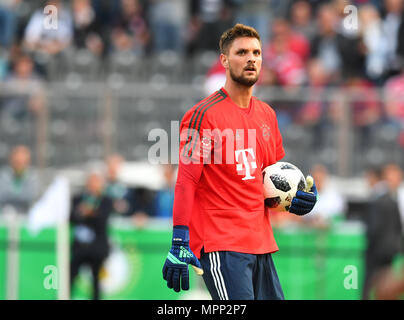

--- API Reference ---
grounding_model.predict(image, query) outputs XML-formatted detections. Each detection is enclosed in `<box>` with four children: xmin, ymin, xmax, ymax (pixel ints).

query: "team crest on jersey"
<box><xmin>261</xmin><ymin>124</ymin><xmax>270</xmax><ymax>141</ymax></box>
<box><xmin>201</xmin><ymin>135</ymin><xmax>211</xmax><ymax>146</ymax></box>
<box><xmin>201</xmin><ymin>135</ymin><xmax>211</xmax><ymax>155</ymax></box>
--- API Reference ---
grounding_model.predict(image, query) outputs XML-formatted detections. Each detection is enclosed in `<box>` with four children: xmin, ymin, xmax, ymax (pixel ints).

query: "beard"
<box><xmin>229</xmin><ymin>65</ymin><xmax>259</xmax><ymax>87</ymax></box>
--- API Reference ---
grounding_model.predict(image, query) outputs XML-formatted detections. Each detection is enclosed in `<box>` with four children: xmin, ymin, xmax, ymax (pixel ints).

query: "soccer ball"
<box><xmin>262</xmin><ymin>162</ymin><xmax>307</xmax><ymax>212</ymax></box>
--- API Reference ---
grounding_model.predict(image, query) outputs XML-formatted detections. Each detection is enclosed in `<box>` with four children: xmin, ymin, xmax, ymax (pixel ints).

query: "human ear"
<box><xmin>220</xmin><ymin>53</ymin><xmax>228</xmax><ymax>69</ymax></box>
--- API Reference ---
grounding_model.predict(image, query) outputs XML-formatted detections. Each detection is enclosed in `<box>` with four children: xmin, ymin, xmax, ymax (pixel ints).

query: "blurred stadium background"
<box><xmin>0</xmin><ymin>0</ymin><xmax>404</xmax><ymax>300</ymax></box>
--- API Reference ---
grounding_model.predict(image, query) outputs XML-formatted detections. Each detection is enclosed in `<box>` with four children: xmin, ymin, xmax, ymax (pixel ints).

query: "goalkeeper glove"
<box><xmin>289</xmin><ymin>175</ymin><xmax>318</xmax><ymax>216</ymax></box>
<box><xmin>162</xmin><ymin>225</ymin><xmax>203</xmax><ymax>292</ymax></box>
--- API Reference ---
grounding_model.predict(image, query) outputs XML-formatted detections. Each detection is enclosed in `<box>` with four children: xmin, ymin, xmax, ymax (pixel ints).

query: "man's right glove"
<box><xmin>162</xmin><ymin>225</ymin><xmax>203</xmax><ymax>292</ymax></box>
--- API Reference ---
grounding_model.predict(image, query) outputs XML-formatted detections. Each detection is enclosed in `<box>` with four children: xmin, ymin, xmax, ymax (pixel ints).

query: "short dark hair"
<box><xmin>219</xmin><ymin>23</ymin><xmax>261</xmax><ymax>55</ymax></box>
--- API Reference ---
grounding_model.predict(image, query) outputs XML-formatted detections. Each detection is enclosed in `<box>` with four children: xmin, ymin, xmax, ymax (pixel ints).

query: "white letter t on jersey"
<box><xmin>235</xmin><ymin>148</ymin><xmax>257</xmax><ymax>180</ymax></box>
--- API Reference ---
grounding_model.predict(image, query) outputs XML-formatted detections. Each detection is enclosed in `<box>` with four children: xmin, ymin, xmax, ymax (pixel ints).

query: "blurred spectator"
<box><xmin>104</xmin><ymin>154</ymin><xmax>134</xmax><ymax>216</ymax></box>
<box><xmin>301</xmin><ymin>164</ymin><xmax>346</xmax><ymax>228</ymax></box>
<box><xmin>154</xmin><ymin>164</ymin><xmax>176</xmax><ymax>218</ymax></box>
<box><xmin>0</xmin><ymin>0</ymin><xmax>20</xmax><ymax>49</ymax></box>
<box><xmin>295</xmin><ymin>59</ymin><xmax>333</xmax><ymax>149</ymax></box>
<box><xmin>362</xmin><ymin>164</ymin><xmax>385</xmax><ymax>244</ymax></box>
<box><xmin>109</xmin><ymin>0</ymin><xmax>150</xmax><ymax>56</ymax></box>
<box><xmin>187</xmin><ymin>0</ymin><xmax>234</xmax><ymax>53</ymax></box>
<box><xmin>363</xmin><ymin>163</ymin><xmax>404</xmax><ymax>299</ymax></box>
<box><xmin>72</xmin><ymin>0</ymin><xmax>105</xmax><ymax>57</ymax></box>
<box><xmin>310</xmin><ymin>3</ymin><xmax>342</xmax><ymax>79</ymax></box>
<box><xmin>23</xmin><ymin>0</ymin><xmax>73</xmax><ymax>57</ymax></box>
<box><xmin>0</xmin><ymin>47</ymin><xmax>7</xmax><ymax>80</ymax></box>
<box><xmin>70</xmin><ymin>170</ymin><xmax>113</xmax><ymax>300</ymax></box>
<box><xmin>1</xmin><ymin>53</ymin><xmax>45</xmax><ymax>122</ymax></box>
<box><xmin>261</xmin><ymin>18</ymin><xmax>310</xmax><ymax>127</ymax></box>
<box><xmin>262</xmin><ymin>18</ymin><xmax>308</xmax><ymax>90</ymax></box>
<box><xmin>148</xmin><ymin>0</ymin><xmax>188</xmax><ymax>53</ymax></box>
<box><xmin>334</xmin><ymin>0</ymin><xmax>366</xmax><ymax>79</ymax></box>
<box><xmin>289</xmin><ymin>0</ymin><xmax>317</xmax><ymax>42</ymax></box>
<box><xmin>397</xmin><ymin>12</ymin><xmax>404</xmax><ymax>64</ymax></box>
<box><xmin>384</xmin><ymin>66</ymin><xmax>404</xmax><ymax>129</ymax></box>
<box><xmin>232</xmin><ymin>0</ymin><xmax>272</xmax><ymax>45</ymax></box>
<box><xmin>365</xmin><ymin>165</ymin><xmax>386</xmax><ymax>195</ymax></box>
<box><xmin>295</xmin><ymin>59</ymin><xmax>331</xmax><ymax>127</ymax></box>
<box><xmin>368</xmin><ymin>0</ymin><xmax>386</xmax><ymax>11</ymax></box>
<box><xmin>328</xmin><ymin>77</ymin><xmax>381</xmax><ymax>149</ymax></box>
<box><xmin>359</xmin><ymin>4</ymin><xmax>388</xmax><ymax>81</ymax></box>
<box><xmin>131</xmin><ymin>187</ymin><xmax>155</xmax><ymax>228</ymax></box>
<box><xmin>0</xmin><ymin>145</ymin><xmax>40</xmax><ymax>213</ymax></box>
<box><xmin>268</xmin><ymin>17</ymin><xmax>311</xmax><ymax>62</ymax></box>
<box><xmin>382</xmin><ymin>0</ymin><xmax>404</xmax><ymax>77</ymax></box>
<box><xmin>91</xmin><ymin>0</ymin><xmax>117</xmax><ymax>27</ymax></box>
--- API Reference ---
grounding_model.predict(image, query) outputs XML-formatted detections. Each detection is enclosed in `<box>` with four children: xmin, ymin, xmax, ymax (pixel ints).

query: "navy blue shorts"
<box><xmin>199</xmin><ymin>248</ymin><xmax>284</xmax><ymax>300</ymax></box>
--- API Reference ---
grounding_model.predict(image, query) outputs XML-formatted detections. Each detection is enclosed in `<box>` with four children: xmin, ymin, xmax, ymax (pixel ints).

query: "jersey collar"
<box><xmin>219</xmin><ymin>87</ymin><xmax>254</xmax><ymax>118</ymax></box>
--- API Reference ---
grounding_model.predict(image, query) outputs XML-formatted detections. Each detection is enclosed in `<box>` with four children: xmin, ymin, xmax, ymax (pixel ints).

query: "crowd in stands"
<box><xmin>0</xmin><ymin>0</ymin><xmax>403</xmax><ymax>191</ymax></box>
<box><xmin>202</xmin><ymin>0</ymin><xmax>404</xmax><ymax>143</ymax></box>
<box><xmin>1</xmin><ymin>0</ymin><xmax>403</xmax><ymax>147</ymax></box>
<box><xmin>0</xmin><ymin>0</ymin><xmax>402</xmax><ymax>82</ymax></box>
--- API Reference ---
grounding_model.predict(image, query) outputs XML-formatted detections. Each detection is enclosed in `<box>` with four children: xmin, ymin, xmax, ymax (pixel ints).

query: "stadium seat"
<box><xmin>149</xmin><ymin>50</ymin><xmax>184</xmax><ymax>83</ymax></box>
<box><xmin>191</xmin><ymin>51</ymin><xmax>219</xmax><ymax>78</ymax></box>
<box><xmin>108</xmin><ymin>51</ymin><xmax>143</xmax><ymax>81</ymax></box>
<box><xmin>69</xmin><ymin>49</ymin><xmax>102</xmax><ymax>80</ymax></box>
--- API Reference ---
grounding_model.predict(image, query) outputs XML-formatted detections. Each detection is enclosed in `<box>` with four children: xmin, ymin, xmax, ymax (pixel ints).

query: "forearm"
<box><xmin>172</xmin><ymin>179</ymin><xmax>197</xmax><ymax>227</ymax></box>
<box><xmin>172</xmin><ymin>158</ymin><xmax>203</xmax><ymax>227</ymax></box>
<box><xmin>164</xmin><ymin>159</ymin><xmax>205</xmax><ymax>292</ymax></box>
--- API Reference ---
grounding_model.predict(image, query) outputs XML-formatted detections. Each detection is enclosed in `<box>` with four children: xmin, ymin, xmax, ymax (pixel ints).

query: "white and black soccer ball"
<box><xmin>262</xmin><ymin>162</ymin><xmax>307</xmax><ymax>212</ymax></box>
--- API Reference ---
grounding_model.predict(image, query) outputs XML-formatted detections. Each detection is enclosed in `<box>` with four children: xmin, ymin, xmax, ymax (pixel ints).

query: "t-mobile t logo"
<box><xmin>235</xmin><ymin>148</ymin><xmax>257</xmax><ymax>180</ymax></box>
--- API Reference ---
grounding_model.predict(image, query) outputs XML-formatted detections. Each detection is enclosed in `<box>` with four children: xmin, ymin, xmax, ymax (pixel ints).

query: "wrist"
<box><xmin>172</xmin><ymin>225</ymin><xmax>189</xmax><ymax>243</ymax></box>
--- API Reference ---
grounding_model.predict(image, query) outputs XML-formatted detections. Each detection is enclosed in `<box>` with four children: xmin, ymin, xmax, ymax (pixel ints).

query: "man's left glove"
<box><xmin>289</xmin><ymin>175</ymin><xmax>318</xmax><ymax>216</ymax></box>
<box><xmin>162</xmin><ymin>225</ymin><xmax>203</xmax><ymax>292</ymax></box>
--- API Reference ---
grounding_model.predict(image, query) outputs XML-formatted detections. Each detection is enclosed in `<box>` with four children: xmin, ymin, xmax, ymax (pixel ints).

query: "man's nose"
<box><xmin>247</xmin><ymin>53</ymin><xmax>256</xmax><ymax>63</ymax></box>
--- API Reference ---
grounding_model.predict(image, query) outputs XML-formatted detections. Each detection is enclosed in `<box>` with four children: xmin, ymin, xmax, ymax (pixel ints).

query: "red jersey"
<box><xmin>174</xmin><ymin>88</ymin><xmax>285</xmax><ymax>258</ymax></box>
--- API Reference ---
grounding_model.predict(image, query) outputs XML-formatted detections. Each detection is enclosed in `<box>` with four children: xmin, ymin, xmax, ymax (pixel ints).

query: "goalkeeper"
<box><xmin>162</xmin><ymin>24</ymin><xmax>317</xmax><ymax>299</ymax></box>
